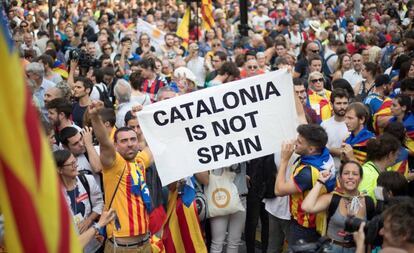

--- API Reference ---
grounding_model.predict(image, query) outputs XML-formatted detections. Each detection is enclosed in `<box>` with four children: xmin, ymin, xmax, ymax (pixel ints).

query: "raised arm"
<box><xmin>301</xmin><ymin>170</ymin><xmax>333</xmax><ymax>213</ymax></box>
<box><xmin>88</xmin><ymin>101</ymin><xmax>116</xmax><ymax>168</ymax></box>
<box><xmin>82</xmin><ymin>126</ymin><xmax>103</xmax><ymax>173</ymax></box>
<box><xmin>274</xmin><ymin>140</ymin><xmax>301</xmax><ymax>196</ymax></box>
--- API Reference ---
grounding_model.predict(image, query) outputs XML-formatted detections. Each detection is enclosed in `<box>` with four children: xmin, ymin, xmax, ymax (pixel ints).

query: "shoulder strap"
<box><xmin>108</xmin><ymin>164</ymin><xmax>127</xmax><ymax>209</ymax></box>
<box><xmin>365</xmin><ymin>195</ymin><xmax>375</xmax><ymax>220</ymax></box>
<box><xmin>78</xmin><ymin>174</ymin><xmax>92</xmax><ymax>208</ymax></box>
<box><xmin>326</xmin><ymin>53</ymin><xmax>336</xmax><ymax>61</ymax></box>
<box><xmin>327</xmin><ymin>193</ymin><xmax>341</xmax><ymax>225</ymax></box>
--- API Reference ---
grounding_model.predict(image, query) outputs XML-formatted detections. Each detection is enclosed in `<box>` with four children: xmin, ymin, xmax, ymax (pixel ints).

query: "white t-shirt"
<box><xmin>187</xmin><ymin>56</ymin><xmax>207</xmax><ymax>88</ymax></box>
<box><xmin>321</xmin><ymin>116</ymin><xmax>349</xmax><ymax>171</ymax></box>
<box><xmin>90</xmin><ymin>83</ymin><xmax>110</xmax><ymax>102</ymax></box>
<box><xmin>263</xmin><ymin>152</ymin><xmax>298</xmax><ymax>220</ymax></box>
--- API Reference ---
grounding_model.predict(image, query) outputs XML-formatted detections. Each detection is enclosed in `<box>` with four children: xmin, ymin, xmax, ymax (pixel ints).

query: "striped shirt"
<box><xmin>103</xmin><ymin>150</ymin><xmax>151</xmax><ymax>238</ymax></box>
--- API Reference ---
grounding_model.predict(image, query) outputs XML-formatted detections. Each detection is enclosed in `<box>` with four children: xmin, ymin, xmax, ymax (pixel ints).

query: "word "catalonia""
<box><xmin>153</xmin><ymin>82</ymin><xmax>281</xmax><ymax>126</ymax></box>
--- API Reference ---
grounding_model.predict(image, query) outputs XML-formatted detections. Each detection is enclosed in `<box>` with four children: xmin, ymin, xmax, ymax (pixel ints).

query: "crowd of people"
<box><xmin>3</xmin><ymin>0</ymin><xmax>414</xmax><ymax>252</ymax></box>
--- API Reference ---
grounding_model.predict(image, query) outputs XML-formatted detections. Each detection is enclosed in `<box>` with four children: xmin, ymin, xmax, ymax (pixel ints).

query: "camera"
<box><xmin>286</xmin><ymin>237</ymin><xmax>331</xmax><ymax>253</ymax></box>
<box><xmin>69</xmin><ymin>48</ymin><xmax>101</xmax><ymax>70</ymax></box>
<box><xmin>344</xmin><ymin>215</ymin><xmax>383</xmax><ymax>245</ymax></box>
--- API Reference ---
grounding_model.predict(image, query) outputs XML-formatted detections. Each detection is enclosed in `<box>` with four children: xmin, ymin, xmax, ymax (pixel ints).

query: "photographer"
<box><xmin>354</xmin><ymin>201</ymin><xmax>414</xmax><ymax>253</ymax></box>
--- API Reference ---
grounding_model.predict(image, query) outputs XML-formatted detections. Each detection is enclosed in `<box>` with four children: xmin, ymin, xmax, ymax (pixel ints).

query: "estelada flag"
<box><xmin>0</xmin><ymin>11</ymin><xmax>81</xmax><ymax>253</ymax></box>
<box><xmin>201</xmin><ymin>0</ymin><xmax>215</xmax><ymax>30</ymax></box>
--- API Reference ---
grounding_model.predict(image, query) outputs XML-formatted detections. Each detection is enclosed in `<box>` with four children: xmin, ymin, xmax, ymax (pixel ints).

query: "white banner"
<box><xmin>137</xmin><ymin>70</ymin><xmax>298</xmax><ymax>186</ymax></box>
<box><xmin>136</xmin><ymin>18</ymin><xmax>165</xmax><ymax>51</ymax></box>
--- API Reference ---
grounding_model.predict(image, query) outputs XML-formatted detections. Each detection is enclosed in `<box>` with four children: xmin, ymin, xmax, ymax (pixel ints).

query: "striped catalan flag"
<box><xmin>201</xmin><ymin>0</ymin><xmax>215</xmax><ymax>30</ymax></box>
<box><xmin>372</xmin><ymin>97</ymin><xmax>392</xmax><ymax>135</ymax></box>
<box><xmin>345</xmin><ymin>128</ymin><xmax>375</xmax><ymax>164</ymax></box>
<box><xmin>0</xmin><ymin>11</ymin><xmax>81</xmax><ymax>253</ymax></box>
<box><xmin>307</xmin><ymin>89</ymin><xmax>332</xmax><ymax>121</ymax></box>
<box><xmin>162</xmin><ymin>190</ymin><xmax>207</xmax><ymax>253</ymax></box>
<box><xmin>388</xmin><ymin>147</ymin><xmax>409</xmax><ymax>177</ymax></box>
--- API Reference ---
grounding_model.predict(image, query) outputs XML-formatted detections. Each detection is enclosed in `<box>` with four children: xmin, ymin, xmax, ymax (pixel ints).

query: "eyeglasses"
<box><xmin>104</xmin><ymin>47</ymin><xmax>112</xmax><ymax>50</ymax></box>
<box><xmin>212</xmin><ymin>43</ymin><xmax>221</xmax><ymax>47</ymax></box>
<box><xmin>62</xmin><ymin>160</ymin><xmax>77</xmax><ymax>168</ymax></box>
<box><xmin>310</xmin><ymin>49</ymin><xmax>320</xmax><ymax>53</ymax></box>
<box><xmin>247</xmin><ymin>65</ymin><xmax>259</xmax><ymax>70</ymax></box>
<box><xmin>311</xmin><ymin>78</ymin><xmax>324</xmax><ymax>83</ymax></box>
<box><xmin>20</xmin><ymin>24</ymin><xmax>28</xmax><ymax>28</ymax></box>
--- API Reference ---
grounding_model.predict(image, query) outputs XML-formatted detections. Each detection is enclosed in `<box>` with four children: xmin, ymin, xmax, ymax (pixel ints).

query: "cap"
<box><xmin>174</xmin><ymin>67</ymin><xmax>196</xmax><ymax>83</ymax></box>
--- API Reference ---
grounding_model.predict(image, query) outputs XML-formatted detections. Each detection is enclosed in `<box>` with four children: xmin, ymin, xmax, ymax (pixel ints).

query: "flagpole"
<box><xmin>195</xmin><ymin>0</ymin><xmax>199</xmax><ymax>43</ymax></box>
<box><xmin>48</xmin><ymin>0</ymin><xmax>54</xmax><ymax>39</ymax></box>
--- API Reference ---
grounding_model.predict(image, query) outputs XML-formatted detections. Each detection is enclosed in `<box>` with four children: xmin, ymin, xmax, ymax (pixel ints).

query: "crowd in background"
<box><xmin>3</xmin><ymin>0</ymin><xmax>414</xmax><ymax>252</ymax></box>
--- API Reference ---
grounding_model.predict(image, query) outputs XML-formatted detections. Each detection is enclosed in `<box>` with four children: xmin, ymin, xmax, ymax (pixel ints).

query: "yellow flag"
<box><xmin>0</xmin><ymin>12</ymin><xmax>81</xmax><ymax>253</ymax></box>
<box><xmin>176</xmin><ymin>7</ymin><xmax>191</xmax><ymax>49</ymax></box>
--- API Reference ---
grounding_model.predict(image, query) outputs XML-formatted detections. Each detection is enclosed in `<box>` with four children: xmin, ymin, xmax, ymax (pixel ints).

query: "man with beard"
<box><xmin>321</xmin><ymin>88</ymin><xmax>350</xmax><ymax>170</ymax></box>
<box><xmin>88</xmin><ymin>100</ymin><xmax>153</xmax><ymax>252</ymax></box>
<box><xmin>72</xmin><ymin>77</ymin><xmax>93</xmax><ymax>128</ymax></box>
<box><xmin>46</xmin><ymin>98</ymin><xmax>81</xmax><ymax>145</ymax></box>
<box><xmin>364</xmin><ymin>74</ymin><xmax>394</xmax><ymax>134</ymax></box>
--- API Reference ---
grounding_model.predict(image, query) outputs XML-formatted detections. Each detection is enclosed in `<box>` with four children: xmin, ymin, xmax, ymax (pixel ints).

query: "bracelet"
<box><xmin>317</xmin><ymin>179</ymin><xmax>326</xmax><ymax>185</ymax></box>
<box><xmin>92</xmin><ymin>223</ymin><xmax>101</xmax><ymax>233</ymax></box>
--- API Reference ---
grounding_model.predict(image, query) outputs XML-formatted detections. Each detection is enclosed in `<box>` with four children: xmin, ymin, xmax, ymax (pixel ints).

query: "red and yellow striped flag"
<box><xmin>162</xmin><ymin>190</ymin><xmax>207</xmax><ymax>253</ymax></box>
<box><xmin>0</xmin><ymin>12</ymin><xmax>81</xmax><ymax>253</ymax></box>
<box><xmin>201</xmin><ymin>0</ymin><xmax>215</xmax><ymax>30</ymax></box>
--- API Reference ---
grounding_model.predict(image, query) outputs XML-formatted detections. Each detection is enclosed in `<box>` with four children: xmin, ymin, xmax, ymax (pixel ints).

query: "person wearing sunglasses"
<box><xmin>293</xmin><ymin>42</ymin><xmax>320</xmax><ymax>79</ymax></box>
<box><xmin>307</xmin><ymin>71</ymin><xmax>332</xmax><ymax>121</ymax></box>
<box><xmin>240</xmin><ymin>59</ymin><xmax>265</xmax><ymax>78</ymax></box>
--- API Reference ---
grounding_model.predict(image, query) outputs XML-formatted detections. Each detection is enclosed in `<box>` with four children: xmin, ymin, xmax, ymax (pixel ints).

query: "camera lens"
<box><xmin>344</xmin><ymin>216</ymin><xmax>363</xmax><ymax>233</ymax></box>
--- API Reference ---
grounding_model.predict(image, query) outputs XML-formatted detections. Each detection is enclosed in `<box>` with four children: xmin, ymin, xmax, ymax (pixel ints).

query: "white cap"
<box><xmin>174</xmin><ymin>67</ymin><xmax>196</xmax><ymax>83</ymax></box>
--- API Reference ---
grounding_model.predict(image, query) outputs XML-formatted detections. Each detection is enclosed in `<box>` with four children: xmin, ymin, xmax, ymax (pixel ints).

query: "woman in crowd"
<box><xmin>332</xmin><ymin>54</ymin><xmax>352</xmax><ymax>81</ymax></box>
<box><xmin>302</xmin><ymin>161</ymin><xmax>376</xmax><ymax>253</ymax></box>
<box><xmin>208</xmin><ymin>163</ymin><xmax>248</xmax><ymax>253</ymax></box>
<box><xmin>353</xmin><ymin>62</ymin><xmax>379</xmax><ymax>98</ymax></box>
<box><xmin>358</xmin><ymin>134</ymin><xmax>401</xmax><ymax>200</ymax></box>
<box><xmin>53</xmin><ymin>149</ymin><xmax>104</xmax><ymax>252</ymax></box>
<box><xmin>199</xmin><ymin>28</ymin><xmax>217</xmax><ymax>56</ymax></box>
<box><xmin>135</xmin><ymin>33</ymin><xmax>156</xmax><ymax>58</ymax></box>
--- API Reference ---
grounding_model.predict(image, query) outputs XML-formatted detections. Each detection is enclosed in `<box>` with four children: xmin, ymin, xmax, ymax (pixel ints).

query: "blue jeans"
<box><xmin>325</xmin><ymin>243</ymin><xmax>355</xmax><ymax>253</ymax></box>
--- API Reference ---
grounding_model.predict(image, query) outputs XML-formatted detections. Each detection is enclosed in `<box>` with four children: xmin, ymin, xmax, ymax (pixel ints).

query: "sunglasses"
<box><xmin>311</xmin><ymin>78</ymin><xmax>324</xmax><ymax>83</ymax></box>
<box><xmin>247</xmin><ymin>65</ymin><xmax>258</xmax><ymax>70</ymax></box>
<box><xmin>212</xmin><ymin>43</ymin><xmax>221</xmax><ymax>47</ymax></box>
<box><xmin>20</xmin><ymin>24</ymin><xmax>28</xmax><ymax>28</ymax></box>
<box><xmin>310</xmin><ymin>49</ymin><xmax>320</xmax><ymax>53</ymax></box>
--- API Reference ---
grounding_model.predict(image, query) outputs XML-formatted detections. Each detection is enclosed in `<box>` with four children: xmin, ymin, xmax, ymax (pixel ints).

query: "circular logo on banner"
<box><xmin>212</xmin><ymin>188</ymin><xmax>230</xmax><ymax>208</ymax></box>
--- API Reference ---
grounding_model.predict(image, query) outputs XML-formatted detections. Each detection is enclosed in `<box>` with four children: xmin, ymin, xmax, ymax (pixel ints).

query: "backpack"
<box><xmin>380</xmin><ymin>45</ymin><xmax>396</xmax><ymax>72</ymax></box>
<box><xmin>78</xmin><ymin>174</ymin><xmax>93</xmax><ymax>208</ymax></box>
<box><xmin>323</xmin><ymin>53</ymin><xmax>337</xmax><ymax>77</ymax></box>
<box><xmin>95</xmin><ymin>85</ymin><xmax>114</xmax><ymax>108</ymax></box>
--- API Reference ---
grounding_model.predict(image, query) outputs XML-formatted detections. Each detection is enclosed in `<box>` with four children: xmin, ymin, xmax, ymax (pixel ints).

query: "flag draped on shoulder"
<box><xmin>176</xmin><ymin>7</ymin><xmax>191</xmax><ymax>48</ymax></box>
<box><xmin>0</xmin><ymin>12</ymin><xmax>80</xmax><ymax>253</ymax></box>
<box><xmin>201</xmin><ymin>0</ymin><xmax>215</xmax><ymax>30</ymax></box>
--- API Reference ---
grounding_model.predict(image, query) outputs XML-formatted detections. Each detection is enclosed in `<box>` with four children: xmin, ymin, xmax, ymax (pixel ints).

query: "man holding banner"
<box><xmin>89</xmin><ymin>100</ymin><xmax>153</xmax><ymax>253</ymax></box>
